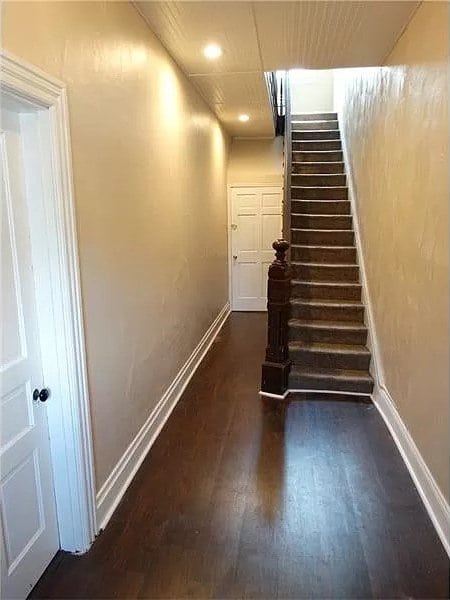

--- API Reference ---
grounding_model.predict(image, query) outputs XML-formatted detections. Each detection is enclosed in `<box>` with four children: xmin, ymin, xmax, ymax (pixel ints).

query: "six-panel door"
<box><xmin>1</xmin><ymin>109</ymin><xmax>59</xmax><ymax>598</ymax></box>
<box><xmin>231</xmin><ymin>186</ymin><xmax>282</xmax><ymax>311</ymax></box>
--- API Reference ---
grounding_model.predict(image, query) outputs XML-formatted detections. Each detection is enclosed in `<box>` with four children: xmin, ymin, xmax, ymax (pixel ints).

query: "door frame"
<box><xmin>1</xmin><ymin>51</ymin><xmax>97</xmax><ymax>552</ymax></box>
<box><xmin>227</xmin><ymin>184</ymin><xmax>282</xmax><ymax>311</ymax></box>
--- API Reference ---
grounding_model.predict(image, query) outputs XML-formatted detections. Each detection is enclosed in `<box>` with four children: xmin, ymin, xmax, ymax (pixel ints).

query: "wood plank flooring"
<box><xmin>30</xmin><ymin>313</ymin><xmax>449</xmax><ymax>599</ymax></box>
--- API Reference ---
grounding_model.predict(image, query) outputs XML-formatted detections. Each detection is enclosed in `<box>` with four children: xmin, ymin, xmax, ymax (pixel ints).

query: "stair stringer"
<box><xmin>336</xmin><ymin>114</ymin><xmax>383</xmax><ymax>394</ymax></box>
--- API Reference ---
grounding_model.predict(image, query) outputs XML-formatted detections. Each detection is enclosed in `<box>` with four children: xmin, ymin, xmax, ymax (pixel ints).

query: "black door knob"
<box><xmin>33</xmin><ymin>388</ymin><xmax>50</xmax><ymax>402</ymax></box>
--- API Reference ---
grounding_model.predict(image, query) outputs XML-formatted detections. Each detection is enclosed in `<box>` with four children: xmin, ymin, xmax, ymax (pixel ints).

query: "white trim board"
<box><xmin>338</xmin><ymin>107</ymin><xmax>450</xmax><ymax>556</ymax></box>
<box><xmin>1</xmin><ymin>50</ymin><xmax>97</xmax><ymax>553</ymax></box>
<box><xmin>374</xmin><ymin>385</ymin><xmax>450</xmax><ymax>555</ymax></box>
<box><xmin>96</xmin><ymin>302</ymin><xmax>230</xmax><ymax>531</ymax></box>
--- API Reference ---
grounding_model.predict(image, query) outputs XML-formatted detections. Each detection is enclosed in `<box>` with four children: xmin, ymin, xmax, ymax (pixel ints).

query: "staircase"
<box><xmin>287</xmin><ymin>112</ymin><xmax>374</xmax><ymax>396</ymax></box>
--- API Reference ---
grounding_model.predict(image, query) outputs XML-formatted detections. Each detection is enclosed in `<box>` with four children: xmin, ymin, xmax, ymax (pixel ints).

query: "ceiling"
<box><xmin>135</xmin><ymin>1</ymin><xmax>420</xmax><ymax>138</ymax></box>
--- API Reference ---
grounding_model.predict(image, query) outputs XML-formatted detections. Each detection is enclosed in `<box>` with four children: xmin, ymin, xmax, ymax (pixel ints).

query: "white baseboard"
<box><xmin>373</xmin><ymin>385</ymin><xmax>450</xmax><ymax>555</ymax></box>
<box><xmin>259</xmin><ymin>390</ymin><xmax>290</xmax><ymax>400</ymax></box>
<box><xmin>96</xmin><ymin>302</ymin><xmax>230</xmax><ymax>531</ymax></box>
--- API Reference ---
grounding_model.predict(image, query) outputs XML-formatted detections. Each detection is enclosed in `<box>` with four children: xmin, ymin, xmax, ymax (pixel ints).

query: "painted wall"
<box><xmin>227</xmin><ymin>138</ymin><xmax>283</xmax><ymax>186</ymax></box>
<box><xmin>290</xmin><ymin>69</ymin><xmax>334</xmax><ymax>114</ymax></box>
<box><xmin>335</xmin><ymin>3</ymin><xmax>449</xmax><ymax>500</ymax></box>
<box><xmin>2</xmin><ymin>1</ymin><xmax>230</xmax><ymax>490</ymax></box>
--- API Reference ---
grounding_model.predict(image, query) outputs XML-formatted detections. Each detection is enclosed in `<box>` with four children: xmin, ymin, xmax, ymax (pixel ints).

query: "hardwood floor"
<box><xmin>30</xmin><ymin>313</ymin><xmax>449</xmax><ymax>599</ymax></box>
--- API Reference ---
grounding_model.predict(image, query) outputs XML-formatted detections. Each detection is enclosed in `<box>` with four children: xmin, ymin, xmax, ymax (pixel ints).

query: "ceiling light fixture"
<box><xmin>238</xmin><ymin>114</ymin><xmax>250</xmax><ymax>122</ymax></box>
<box><xmin>203</xmin><ymin>44</ymin><xmax>222</xmax><ymax>60</ymax></box>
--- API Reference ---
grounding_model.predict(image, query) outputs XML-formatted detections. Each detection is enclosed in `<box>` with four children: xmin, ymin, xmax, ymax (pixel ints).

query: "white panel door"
<box><xmin>231</xmin><ymin>186</ymin><xmax>282</xmax><ymax>311</ymax></box>
<box><xmin>1</xmin><ymin>109</ymin><xmax>59</xmax><ymax>598</ymax></box>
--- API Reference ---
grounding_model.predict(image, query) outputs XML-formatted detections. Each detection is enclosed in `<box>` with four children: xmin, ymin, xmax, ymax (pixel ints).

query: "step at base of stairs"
<box><xmin>289</xmin><ymin>366</ymin><xmax>374</xmax><ymax>394</ymax></box>
<box><xmin>288</xmin><ymin>391</ymin><xmax>372</xmax><ymax>403</ymax></box>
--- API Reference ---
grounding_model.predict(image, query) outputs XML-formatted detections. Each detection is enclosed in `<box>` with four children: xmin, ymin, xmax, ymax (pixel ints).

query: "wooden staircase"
<box><xmin>287</xmin><ymin>112</ymin><xmax>374</xmax><ymax>396</ymax></box>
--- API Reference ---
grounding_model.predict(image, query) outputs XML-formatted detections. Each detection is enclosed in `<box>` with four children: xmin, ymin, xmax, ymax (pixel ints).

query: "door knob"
<box><xmin>233</xmin><ymin>255</ymin><xmax>237</xmax><ymax>259</ymax></box>
<box><xmin>33</xmin><ymin>388</ymin><xmax>50</xmax><ymax>402</ymax></box>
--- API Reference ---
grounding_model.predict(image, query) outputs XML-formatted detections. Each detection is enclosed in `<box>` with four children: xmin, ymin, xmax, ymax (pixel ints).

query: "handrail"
<box><xmin>282</xmin><ymin>71</ymin><xmax>292</xmax><ymax>243</ymax></box>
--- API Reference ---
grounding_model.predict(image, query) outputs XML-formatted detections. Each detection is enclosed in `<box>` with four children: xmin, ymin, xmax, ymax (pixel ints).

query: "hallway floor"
<box><xmin>31</xmin><ymin>313</ymin><xmax>449</xmax><ymax>599</ymax></box>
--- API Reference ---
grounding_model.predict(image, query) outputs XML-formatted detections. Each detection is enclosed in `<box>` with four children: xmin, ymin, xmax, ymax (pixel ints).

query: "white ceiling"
<box><xmin>135</xmin><ymin>1</ymin><xmax>420</xmax><ymax>137</ymax></box>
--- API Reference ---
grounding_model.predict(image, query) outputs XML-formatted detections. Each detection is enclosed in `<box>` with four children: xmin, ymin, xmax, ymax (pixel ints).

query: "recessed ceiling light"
<box><xmin>238</xmin><ymin>114</ymin><xmax>250</xmax><ymax>122</ymax></box>
<box><xmin>203</xmin><ymin>44</ymin><xmax>222</xmax><ymax>60</ymax></box>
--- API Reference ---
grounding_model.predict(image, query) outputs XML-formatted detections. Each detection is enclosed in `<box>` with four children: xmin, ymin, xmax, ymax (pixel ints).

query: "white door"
<box><xmin>1</xmin><ymin>109</ymin><xmax>59</xmax><ymax>598</ymax></box>
<box><xmin>231</xmin><ymin>186</ymin><xmax>282</xmax><ymax>311</ymax></box>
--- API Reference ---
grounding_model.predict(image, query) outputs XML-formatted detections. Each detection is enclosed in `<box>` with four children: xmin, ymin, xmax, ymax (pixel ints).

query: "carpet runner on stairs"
<box><xmin>288</xmin><ymin>112</ymin><xmax>374</xmax><ymax>395</ymax></box>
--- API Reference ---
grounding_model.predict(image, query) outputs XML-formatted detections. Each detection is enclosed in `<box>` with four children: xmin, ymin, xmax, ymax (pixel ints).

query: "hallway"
<box><xmin>31</xmin><ymin>313</ymin><xmax>448</xmax><ymax>599</ymax></box>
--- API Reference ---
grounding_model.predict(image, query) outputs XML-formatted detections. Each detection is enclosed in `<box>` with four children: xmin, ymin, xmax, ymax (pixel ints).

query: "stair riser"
<box><xmin>289</xmin><ymin>325</ymin><xmax>368</xmax><ymax>345</ymax></box>
<box><xmin>291</xmin><ymin>214</ymin><xmax>352</xmax><ymax>229</ymax></box>
<box><xmin>292</xmin><ymin>151</ymin><xmax>343</xmax><ymax>162</ymax></box>
<box><xmin>293</xmin><ymin>121</ymin><xmax>339</xmax><ymax>131</ymax></box>
<box><xmin>292</xmin><ymin>174</ymin><xmax>346</xmax><ymax>187</ymax></box>
<box><xmin>291</xmin><ymin>282</ymin><xmax>362</xmax><ymax>301</ymax></box>
<box><xmin>288</xmin><ymin>372</ymin><xmax>374</xmax><ymax>394</ymax></box>
<box><xmin>291</xmin><ymin>303</ymin><xmax>364</xmax><ymax>322</ymax></box>
<box><xmin>293</xmin><ymin>141</ymin><xmax>342</xmax><ymax>151</ymax></box>
<box><xmin>292</xmin><ymin>162</ymin><xmax>345</xmax><ymax>174</ymax></box>
<box><xmin>292</xmin><ymin>130</ymin><xmax>340</xmax><ymax>141</ymax></box>
<box><xmin>291</xmin><ymin>230</ymin><xmax>354</xmax><ymax>245</ymax></box>
<box><xmin>289</xmin><ymin>348</ymin><xmax>370</xmax><ymax>370</ymax></box>
<box><xmin>292</xmin><ymin>200</ymin><xmax>351</xmax><ymax>215</ymax></box>
<box><xmin>292</xmin><ymin>113</ymin><xmax>337</xmax><ymax>121</ymax></box>
<box><xmin>292</xmin><ymin>187</ymin><xmax>348</xmax><ymax>200</ymax></box>
<box><xmin>291</xmin><ymin>264</ymin><xmax>359</xmax><ymax>282</ymax></box>
<box><xmin>291</xmin><ymin>246</ymin><xmax>356</xmax><ymax>263</ymax></box>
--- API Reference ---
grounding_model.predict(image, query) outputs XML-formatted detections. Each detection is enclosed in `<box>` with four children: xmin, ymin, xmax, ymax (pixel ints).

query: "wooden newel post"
<box><xmin>261</xmin><ymin>239</ymin><xmax>291</xmax><ymax>396</ymax></box>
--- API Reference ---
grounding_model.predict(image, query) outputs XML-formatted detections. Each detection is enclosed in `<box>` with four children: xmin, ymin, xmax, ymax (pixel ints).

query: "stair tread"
<box><xmin>291</xmin><ymin>185</ymin><xmax>348</xmax><ymax>189</ymax></box>
<box><xmin>289</xmin><ymin>340</ymin><xmax>370</xmax><ymax>354</ymax></box>
<box><xmin>289</xmin><ymin>318</ymin><xmax>367</xmax><ymax>330</ymax></box>
<box><xmin>291</xmin><ymin>228</ymin><xmax>353</xmax><ymax>233</ymax></box>
<box><xmin>291</xmin><ymin>279</ymin><xmax>361</xmax><ymax>287</ymax></box>
<box><xmin>291</xmin><ymin>213</ymin><xmax>351</xmax><ymax>217</ymax></box>
<box><xmin>292</xmin><ymin>120</ymin><xmax>339</xmax><ymax>124</ymax></box>
<box><xmin>292</xmin><ymin>261</ymin><xmax>358</xmax><ymax>267</ymax></box>
<box><xmin>291</xmin><ymin>298</ymin><xmax>363</xmax><ymax>307</ymax></box>
<box><xmin>292</xmin><ymin>148</ymin><xmax>343</xmax><ymax>152</ymax></box>
<box><xmin>291</xmin><ymin>245</ymin><xmax>355</xmax><ymax>250</ymax></box>
<box><xmin>290</xmin><ymin>365</ymin><xmax>373</xmax><ymax>381</ymax></box>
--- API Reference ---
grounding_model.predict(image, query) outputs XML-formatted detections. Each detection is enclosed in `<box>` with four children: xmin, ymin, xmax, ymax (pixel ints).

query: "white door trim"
<box><xmin>1</xmin><ymin>50</ymin><xmax>97</xmax><ymax>552</ymax></box>
<box><xmin>227</xmin><ymin>184</ymin><xmax>282</xmax><ymax>311</ymax></box>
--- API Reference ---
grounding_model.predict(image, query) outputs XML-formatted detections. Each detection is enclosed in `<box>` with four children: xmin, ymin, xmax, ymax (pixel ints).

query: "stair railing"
<box><xmin>260</xmin><ymin>72</ymin><xmax>292</xmax><ymax>398</ymax></box>
<box><xmin>282</xmin><ymin>72</ymin><xmax>292</xmax><ymax>241</ymax></box>
<box><xmin>260</xmin><ymin>239</ymin><xmax>292</xmax><ymax>397</ymax></box>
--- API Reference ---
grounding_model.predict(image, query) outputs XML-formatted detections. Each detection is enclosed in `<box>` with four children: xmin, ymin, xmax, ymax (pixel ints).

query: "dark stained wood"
<box><xmin>261</xmin><ymin>240</ymin><xmax>292</xmax><ymax>396</ymax></box>
<box><xmin>30</xmin><ymin>313</ymin><xmax>449</xmax><ymax>599</ymax></box>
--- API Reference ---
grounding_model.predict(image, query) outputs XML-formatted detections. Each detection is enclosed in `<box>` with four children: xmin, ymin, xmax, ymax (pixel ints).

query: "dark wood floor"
<box><xmin>31</xmin><ymin>313</ymin><xmax>449</xmax><ymax>599</ymax></box>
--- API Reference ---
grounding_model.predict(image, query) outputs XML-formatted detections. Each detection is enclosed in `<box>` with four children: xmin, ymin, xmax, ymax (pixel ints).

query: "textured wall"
<box><xmin>290</xmin><ymin>69</ymin><xmax>334</xmax><ymax>114</ymax></box>
<box><xmin>2</xmin><ymin>1</ymin><xmax>230</xmax><ymax>489</ymax></box>
<box><xmin>227</xmin><ymin>138</ymin><xmax>283</xmax><ymax>186</ymax></box>
<box><xmin>335</xmin><ymin>3</ymin><xmax>449</xmax><ymax>499</ymax></box>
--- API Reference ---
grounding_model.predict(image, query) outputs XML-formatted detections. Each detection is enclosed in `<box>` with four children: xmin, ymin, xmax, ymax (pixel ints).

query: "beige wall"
<box><xmin>335</xmin><ymin>3</ymin><xmax>449</xmax><ymax>500</ymax></box>
<box><xmin>227</xmin><ymin>137</ymin><xmax>283</xmax><ymax>186</ymax></box>
<box><xmin>2</xmin><ymin>1</ymin><xmax>230</xmax><ymax>489</ymax></box>
<box><xmin>290</xmin><ymin>69</ymin><xmax>334</xmax><ymax>114</ymax></box>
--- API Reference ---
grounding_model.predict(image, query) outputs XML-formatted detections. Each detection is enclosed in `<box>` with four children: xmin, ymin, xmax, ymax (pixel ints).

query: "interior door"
<box><xmin>1</xmin><ymin>109</ymin><xmax>59</xmax><ymax>598</ymax></box>
<box><xmin>231</xmin><ymin>186</ymin><xmax>282</xmax><ymax>311</ymax></box>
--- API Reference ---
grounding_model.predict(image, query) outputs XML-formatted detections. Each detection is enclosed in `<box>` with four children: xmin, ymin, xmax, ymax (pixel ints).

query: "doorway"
<box><xmin>229</xmin><ymin>185</ymin><xmax>282</xmax><ymax>311</ymax></box>
<box><xmin>1</xmin><ymin>52</ymin><xmax>96</xmax><ymax>598</ymax></box>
